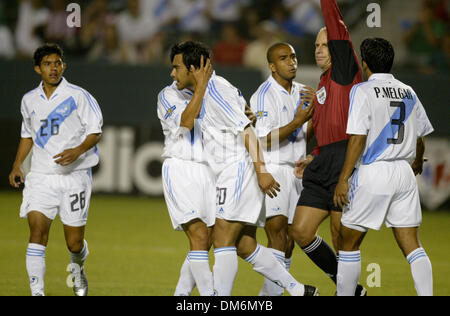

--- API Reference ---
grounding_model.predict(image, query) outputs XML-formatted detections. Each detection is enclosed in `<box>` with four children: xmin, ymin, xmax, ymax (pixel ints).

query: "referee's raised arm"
<box><xmin>321</xmin><ymin>0</ymin><xmax>361</xmax><ymax>86</ymax></box>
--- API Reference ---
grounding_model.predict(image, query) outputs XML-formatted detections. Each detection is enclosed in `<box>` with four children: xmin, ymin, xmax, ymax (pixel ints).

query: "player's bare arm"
<box><xmin>333</xmin><ymin>134</ymin><xmax>367</xmax><ymax>209</ymax></box>
<box><xmin>411</xmin><ymin>137</ymin><xmax>425</xmax><ymax>175</ymax></box>
<box><xmin>242</xmin><ymin>125</ymin><xmax>280</xmax><ymax>198</ymax></box>
<box><xmin>9</xmin><ymin>137</ymin><xmax>33</xmax><ymax>188</ymax></box>
<box><xmin>53</xmin><ymin>133</ymin><xmax>102</xmax><ymax>166</ymax></box>
<box><xmin>245</xmin><ymin>104</ymin><xmax>257</xmax><ymax>127</ymax></box>
<box><xmin>180</xmin><ymin>56</ymin><xmax>212</xmax><ymax>130</ymax></box>
<box><xmin>262</xmin><ymin>88</ymin><xmax>315</xmax><ymax>150</ymax></box>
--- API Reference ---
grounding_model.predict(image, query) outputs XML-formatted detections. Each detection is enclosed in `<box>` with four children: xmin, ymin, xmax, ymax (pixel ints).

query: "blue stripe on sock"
<box><xmin>408</xmin><ymin>249</ymin><xmax>427</xmax><ymax>264</ymax></box>
<box><xmin>244</xmin><ymin>245</ymin><xmax>261</xmax><ymax>263</ymax></box>
<box><xmin>339</xmin><ymin>252</ymin><xmax>361</xmax><ymax>263</ymax></box>
<box><xmin>339</xmin><ymin>253</ymin><xmax>360</xmax><ymax>257</ymax></box>
<box><xmin>188</xmin><ymin>251</ymin><xmax>209</xmax><ymax>261</ymax></box>
<box><xmin>339</xmin><ymin>258</ymin><xmax>360</xmax><ymax>262</ymax></box>
<box><xmin>26</xmin><ymin>250</ymin><xmax>45</xmax><ymax>255</ymax></box>
<box><xmin>214</xmin><ymin>247</ymin><xmax>237</xmax><ymax>256</ymax></box>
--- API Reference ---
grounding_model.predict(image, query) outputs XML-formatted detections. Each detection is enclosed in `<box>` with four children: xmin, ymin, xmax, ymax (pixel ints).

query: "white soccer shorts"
<box><xmin>215</xmin><ymin>158</ymin><xmax>265</xmax><ymax>227</ymax></box>
<box><xmin>341</xmin><ymin>160</ymin><xmax>422</xmax><ymax>232</ymax></box>
<box><xmin>162</xmin><ymin>158</ymin><xmax>216</xmax><ymax>231</ymax></box>
<box><xmin>20</xmin><ymin>169</ymin><xmax>93</xmax><ymax>227</ymax></box>
<box><xmin>264</xmin><ymin>163</ymin><xmax>302</xmax><ymax>224</ymax></box>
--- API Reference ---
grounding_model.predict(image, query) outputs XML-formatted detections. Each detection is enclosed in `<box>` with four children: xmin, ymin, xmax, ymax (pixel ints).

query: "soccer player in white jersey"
<box><xmin>171</xmin><ymin>41</ymin><xmax>318</xmax><ymax>296</ymax></box>
<box><xmin>249</xmin><ymin>43</ymin><xmax>315</xmax><ymax>296</ymax></box>
<box><xmin>333</xmin><ymin>38</ymin><xmax>434</xmax><ymax>296</ymax></box>
<box><xmin>157</xmin><ymin>42</ymin><xmax>216</xmax><ymax>296</ymax></box>
<box><xmin>8</xmin><ymin>44</ymin><xmax>103</xmax><ymax>296</ymax></box>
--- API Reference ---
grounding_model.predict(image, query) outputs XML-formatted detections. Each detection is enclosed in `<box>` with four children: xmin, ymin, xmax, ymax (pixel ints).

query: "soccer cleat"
<box><xmin>70</xmin><ymin>264</ymin><xmax>88</xmax><ymax>296</ymax></box>
<box><xmin>355</xmin><ymin>284</ymin><xmax>367</xmax><ymax>296</ymax></box>
<box><xmin>303</xmin><ymin>285</ymin><xmax>320</xmax><ymax>296</ymax></box>
<box><xmin>334</xmin><ymin>284</ymin><xmax>368</xmax><ymax>296</ymax></box>
<box><xmin>31</xmin><ymin>291</ymin><xmax>45</xmax><ymax>296</ymax></box>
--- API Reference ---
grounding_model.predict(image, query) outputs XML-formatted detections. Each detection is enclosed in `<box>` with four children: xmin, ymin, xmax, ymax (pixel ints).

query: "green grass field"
<box><xmin>1</xmin><ymin>191</ymin><xmax>449</xmax><ymax>296</ymax></box>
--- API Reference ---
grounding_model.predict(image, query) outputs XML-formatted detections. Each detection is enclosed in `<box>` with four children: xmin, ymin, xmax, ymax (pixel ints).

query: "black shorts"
<box><xmin>297</xmin><ymin>140</ymin><xmax>349</xmax><ymax>212</ymax></box>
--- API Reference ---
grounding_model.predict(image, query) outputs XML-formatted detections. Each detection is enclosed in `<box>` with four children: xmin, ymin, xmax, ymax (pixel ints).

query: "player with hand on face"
<box><xmin>334</xmin><ymin>38</ymin><xmax>434</xmax><ymax>296</ymax></box>
<box><xmin>250</xmin><ymin>42</ymin><xmax>315</xmax><ymax>296</ymax></box>
<box><xmin>159</xmin><ymin>42</ymin><xmax>261</xmax><ymax>296</ymax></box>
<box><xmin>157</xmin><ymin>43</ymin><xmax>216</xmax><ymax>296</ymax></box>
<box><xmin>9</xmin><ymin>43</ymin><xmax>103</xmax><ymax>296</ymax></box>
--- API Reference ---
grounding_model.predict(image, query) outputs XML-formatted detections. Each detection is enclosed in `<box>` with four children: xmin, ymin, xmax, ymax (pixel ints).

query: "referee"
<box><xmin>290</xmin><ymin>0</ymin><xmax>365</xmax><ymax>295</ymax></box>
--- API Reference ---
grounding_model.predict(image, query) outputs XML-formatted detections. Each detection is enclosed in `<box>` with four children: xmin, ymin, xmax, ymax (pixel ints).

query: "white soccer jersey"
<box><xmin>347</xmin><ymin>73</ymin><xmax>434</xmax><ymax>166</ymax></box>
<box><xmin>250</xmin><ymin>75</ymin><xmax>308</xmax><ymax>166</ymax></box>
<box><xmin>157</xmin><ymin>81</ymin><xmax>205</xmax><ymax>162</ymax></box>
<box><xmin>201</xmin><ymin>72</ymin><xmax>252</xmax><ymax>175</ymax></box>
<box><xmin>20</xmin><ymin>78</ymin><xmax>103</xmax><ymax>174</ymax></box>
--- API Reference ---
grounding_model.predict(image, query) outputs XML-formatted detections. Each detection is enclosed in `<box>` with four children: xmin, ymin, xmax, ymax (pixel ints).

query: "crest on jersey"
<box><xmin>256</xmin><ymin>111</ymin><xmax>268</xmax><ymax>119</ymax></box>
<box><xmin>164</xmin><ymin>105</ymin><xmax>176</xmax><ymax>119</ymax></box>
<box><xmin>316</xmin><ymin>86</ymin><xmax>327</xmax><ymax>105</ymax></box>
<box><xmin>55</xmin><ymin>104</ymin><xmax>72</xmax><ymax>117</ymax></box>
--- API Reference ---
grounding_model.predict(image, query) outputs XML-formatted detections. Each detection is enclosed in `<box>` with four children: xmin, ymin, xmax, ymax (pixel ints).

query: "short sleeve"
<box><xmin>415</xmin><ymin>97</ymin><xmax>434</xmax><ymax>137</ymax></box>
<box><xmin>346</xmin><ymin>85</ymin><xmax>370</xmax><ymax>135</ymax></box>
<box><xmin>77</xmin><ymin>90</ymin><xmax>103</xmax><ymax>135</ymax></box>
<box><xmin>157</xmin><ymin>87</ymin><xmax>188</xmax><ymax>139</ymax></box>
<box><xmin>207</xmin><ymin>82</ymin><xmax>251</xmax><ymax>135</ymax></box>
<box><xmin>20</xmin><ymin>97</ymin><xmax>32</xmax><ymax>138</ymax></box>
<box><xmin>250</xmin><ymin>86</ymin><xmax>277</xmax><ymax>138</ymax></box>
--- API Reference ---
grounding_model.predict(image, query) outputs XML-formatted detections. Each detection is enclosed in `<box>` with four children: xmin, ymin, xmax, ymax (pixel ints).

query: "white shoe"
<box><xmin>70</xmin><ymin>263</ymin><xmax>88</xmax><ymax>296</ymax></box>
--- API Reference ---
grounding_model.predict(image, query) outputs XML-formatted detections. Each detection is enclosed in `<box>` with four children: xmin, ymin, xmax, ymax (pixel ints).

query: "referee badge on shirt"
<box><xmin>316</xmin><ymin>86</ymin><xmax>327</xmax><ymax>105</ymax></box>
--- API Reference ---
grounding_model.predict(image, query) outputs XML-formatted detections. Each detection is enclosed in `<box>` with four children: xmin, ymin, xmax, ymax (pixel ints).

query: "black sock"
<box><xmin>302</xmin><ymin>236</ymin><xmax>337</xmax><ymax>284</ymax></box>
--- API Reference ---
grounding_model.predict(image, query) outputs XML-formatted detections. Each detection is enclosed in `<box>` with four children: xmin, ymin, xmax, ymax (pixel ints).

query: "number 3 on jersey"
<box><xmin>387</xmin><ymin>101</ymin><xmax>405</xmax><ymax>145</ymax></box>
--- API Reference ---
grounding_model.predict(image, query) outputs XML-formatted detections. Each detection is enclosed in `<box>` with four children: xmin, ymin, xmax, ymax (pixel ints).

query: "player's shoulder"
<box><xmin>64</xmin><ymin>79</ymin><xmax>96</xmax><ymax>100</ymax></box>
<box><xmin>392</xmin><ymin>78</ymin><xmax>417</xmax><ymax>96</ymax></box>
<box><xmin>22</xmin><ymin>86</ymin><xmax>41</xmax><ymax>103</ymax></box>
<box><xmin>158</xmin><ymin>82</ymin><xmax>184</xmax><ymax>105</ymax></box>
<box><xmin>350</xmin><ymin>80</ymin><xmax>373</xmax><ymax>97</ymax></box>
<box><xmin>209</xmin><ymin>73</ymin><xmax>240</xmax><ymax>95</ymax></box>
<box><xmin>251</xmin><ymin>77</ymin><xmax>275</xmax><ymax>100</ymax></box>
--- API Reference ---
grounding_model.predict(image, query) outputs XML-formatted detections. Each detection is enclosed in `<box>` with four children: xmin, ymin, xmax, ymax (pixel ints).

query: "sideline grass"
<box><xmin>1</xmin><ymin>191</ymin><xmax>449</xmax><ymax>296</ymax></box>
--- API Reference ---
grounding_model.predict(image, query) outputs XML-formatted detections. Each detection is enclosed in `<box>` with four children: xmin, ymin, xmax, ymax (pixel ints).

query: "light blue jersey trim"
<box><xmin>67</xmin><ymin>84</ymin><xmax>101</xmax><ymax>119</ymax></box>
<box><xmin>208</xmin><ymin>81</ymin><xmax>235</xmax><ymax>118</ymax></box>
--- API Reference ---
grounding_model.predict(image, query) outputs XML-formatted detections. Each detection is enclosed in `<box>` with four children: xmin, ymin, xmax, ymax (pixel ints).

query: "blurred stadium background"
<box><xmin>0</xmin><ymin>0</ymin><xmax>448</xmax><ymax>296</ymax></box>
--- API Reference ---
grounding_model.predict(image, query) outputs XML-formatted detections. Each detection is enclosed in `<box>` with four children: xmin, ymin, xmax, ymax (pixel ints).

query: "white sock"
<box><xmin>407</xmin><ymin>247</ymin><xmax>433</xmax><ymax>296</ymax></box>
<box><xmin>188</xmin><ymin>251</ymin><xmax>214</xmax><ymax>296</ymax></box>
<box><xmin>213</xmin><ymin>247</ymin><xmax>238</xmax><ymax>296</ymax></box>
<box><xmin>246</xmin><ymin>244</ymin><xmax>304</xmax><ymax>296</ymax></box>
<box><xmin>337</xmin><ymin>250</ymin><xmax>361</xmax><ymax>296</ymax></box>
<box><xmin>174</xmin><ymin>255</ymin><xmax>195</xmax><ymax>296</ymax></box>
<box><xmin>258</xmin><ymin>248</ymin><xmax>285</xmax><ymax>296</ymax></box>
<box><xmin>70</xmin><ymin>240</ymin><xmax>89</xmax><ymax>268</ymax></box>
<box><xmin>26</xmin><ymin>243</ymin><xmax>46</xmax><ymax>296</ymax></box>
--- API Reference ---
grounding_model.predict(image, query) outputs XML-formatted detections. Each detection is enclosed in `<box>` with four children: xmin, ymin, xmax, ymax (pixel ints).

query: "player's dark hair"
<box><xmin>33</xmin><ymin>43</ymin><xmax>65</xmax><ymax>66</ymax></box>
<box><xmin>360</xmin><ymin>38</ymin><xmax>394</xmax><ymax>73</ymax></box>
<box><xmin>266</xmin><ymin>42</ymin><xmax>293</xmax><ymax>63</ymax></box>
<box><xmin>170</xmin><ymin>41</ymin><xmax>210</xmax><ymax>71</ymax></box>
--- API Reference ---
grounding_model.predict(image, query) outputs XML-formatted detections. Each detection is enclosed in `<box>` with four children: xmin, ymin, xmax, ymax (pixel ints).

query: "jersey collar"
<box><xmin>38</xmin><ymin>77</ymin><xmax>69</xmax><ymax>101</ymax></box>
<box><xmin>268</xmin><ymin>75</ymin><xmax>297</xmax><ymax>96</ymax></box>
<box><xmin>368</xmin><ymin>73</ymin><xmax>394</xmax><ymax>81</ymax></box>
